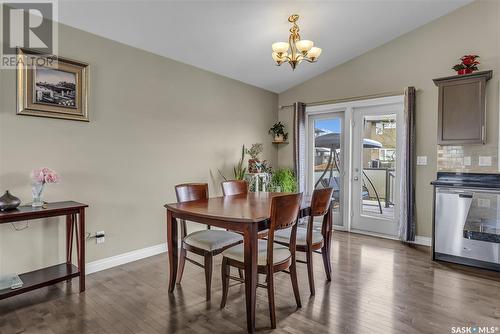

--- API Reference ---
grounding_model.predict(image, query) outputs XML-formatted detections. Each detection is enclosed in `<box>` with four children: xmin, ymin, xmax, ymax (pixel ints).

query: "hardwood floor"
<box><xmin>1</xmin><ymin>231</ymin><xmax>499</xmax><ymax>333</ymax></box>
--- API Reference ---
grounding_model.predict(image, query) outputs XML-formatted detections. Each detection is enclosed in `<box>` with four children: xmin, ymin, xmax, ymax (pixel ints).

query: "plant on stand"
<box><xmin>245</xmin><ymin>143</ymin><xmax>264</xmax><ymax>173</ymax></box>
<box><xmin>269</xmin><ymin>122</ymin><xmax>288</xmax><ymax>143</ymax></box>
<box><xmin>30</xmin><ymin>167</ymin><xmax>59</xmax><ymax>207</ymax></box>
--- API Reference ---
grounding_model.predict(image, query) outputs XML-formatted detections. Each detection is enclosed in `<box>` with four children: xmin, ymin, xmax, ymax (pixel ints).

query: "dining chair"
<box><xmin>221</xmin><ymin>180</ymin><xmax>268</xmax><ymax>238</ymax></box>
<box><xmin>175</xmin><ymin>183</ymin><xmax>243</xmax><ymax>301</ymax></box>
<box><xmin>221</xmin><ymin>179</ymin><xmax>248</xmax><ymax>196</ymax></box>
<box><xmin>220</xmin><ymin>193</ymin><xmax>303</xmax><ymax>329</ymax></box>
<box><xmin>274</xmin><ymin>187</ymin><xmax>334</xmax><ymax>295</ymax></box>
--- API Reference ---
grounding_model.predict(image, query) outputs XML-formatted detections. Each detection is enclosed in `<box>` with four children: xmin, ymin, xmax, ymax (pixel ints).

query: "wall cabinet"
<box><xmin>433</xmin><ymin>70</ymin><xmax>492</xmax><ymax>145</ymax></box>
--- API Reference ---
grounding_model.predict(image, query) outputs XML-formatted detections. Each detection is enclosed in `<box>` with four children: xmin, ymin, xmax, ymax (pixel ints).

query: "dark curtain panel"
<box><xmin>405</xmin><ymin>87</ymin><xmax>417</xmax><ymax>242</ymax></box>
<box><xmin>293</xmin><ymin>102</ymin><xmax>307</xmax><ymax>193</ymax></box>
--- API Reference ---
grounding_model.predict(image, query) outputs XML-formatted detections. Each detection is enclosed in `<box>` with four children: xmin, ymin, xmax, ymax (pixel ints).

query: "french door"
<box><xmin>351</xmin><ymin>102</ymin><xmax>404</xmax><ymax>237</ymax></box>
<box><xmin>306</xmin><ymin>112</ymin><xmax>345</xmax><ymax>228</ymax></box>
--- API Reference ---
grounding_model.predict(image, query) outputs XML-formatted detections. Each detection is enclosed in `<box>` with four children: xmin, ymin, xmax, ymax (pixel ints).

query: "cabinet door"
<box><xmin>437</xmin><ymin>77</ymin><xmax>485</xmax><ymax>145</ymax></box>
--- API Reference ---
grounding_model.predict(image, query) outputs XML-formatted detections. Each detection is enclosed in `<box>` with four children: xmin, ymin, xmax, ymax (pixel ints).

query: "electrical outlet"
<box><xmin>477</xmin><ymin>198</ymin><xmax>491</xmax><ymax>208</ymax></box>
<box><xmin>416</xmin><ymin>156</ymin><xmax>427</xmax><ymax>166</ymax></box>
<box><xmin>96</xmin><ymin>231</ymin><xmax>105</xmax><ymax>244</ymax></box>
<box><xmin>479</xmin><ymin>156</ymin><xmax>492</xmax><ymax>167</ymax></box>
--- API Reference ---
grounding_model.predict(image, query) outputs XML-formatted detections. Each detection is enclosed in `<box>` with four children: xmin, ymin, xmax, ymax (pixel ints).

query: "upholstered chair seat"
<box><xmin>274</xmin><ymin>227</ymin><xmax>323</xmax><ymax>246</ymax></box>
<box><xmin>184</xmin><ymin>230</ymin><xmax>243</xmax><ymax>252</ymax></box>
<box><xmin>222</xmin><ymin>239</ymin><xmax>291</xmax><ymax>266</ymax></box>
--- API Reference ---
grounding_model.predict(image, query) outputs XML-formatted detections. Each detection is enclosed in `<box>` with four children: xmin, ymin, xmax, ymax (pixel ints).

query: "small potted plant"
<box><xmin>452</xmin><ymin>55</ymin><xmax>480</xmax><ymax>75</ymax></box>
<box><xmin>269</xmin><ymin>122</ymin><xmax>288</xmax><ymax>143</ymax></box>
<box><xmin>246</xmin><ymin>143</ymin><xmax>264</xmax><ymax>173</ymax></box>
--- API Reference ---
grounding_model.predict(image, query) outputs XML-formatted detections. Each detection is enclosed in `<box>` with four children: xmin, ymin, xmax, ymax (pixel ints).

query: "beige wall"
<box><xmin>278</xmin><ymin>0</ymin><xmax>500</xmax><ymax>237</ymax></box>
<box><xmin>0</xmin><ymin>24</ymin><xmax>277</xmax><ymax>274</ymax></box>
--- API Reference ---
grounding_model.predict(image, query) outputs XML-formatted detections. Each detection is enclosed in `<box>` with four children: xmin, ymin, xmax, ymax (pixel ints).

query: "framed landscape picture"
<box><xmin>17</xmin><ymin>48</ymin><xmax>89</xmax><ymax>121</ymax></box>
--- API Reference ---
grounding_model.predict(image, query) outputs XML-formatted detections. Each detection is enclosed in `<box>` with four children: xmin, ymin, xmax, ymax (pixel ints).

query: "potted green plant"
<box><xmin>246</xmin><ymin>143</ymin><xmax>264</xmax><ymax>173</ymax></box>
<box><xmin>269</xmin><ymin>168</ymin><xmax>297</xmax><ymax>192</ymax></box>
<box><xmin>269</xmin><ymin>122</ymin><xmax>288</xmax><ymax>143</ymax></box>
<box><xmin>218</xmin><ymin>145</ymin><xmax>246</xmax><ymax>181</ymax></box>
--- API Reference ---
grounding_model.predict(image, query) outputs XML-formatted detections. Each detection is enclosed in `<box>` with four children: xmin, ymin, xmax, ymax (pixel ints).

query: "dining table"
<box><xmin>164</xmin><ymin>192</ymin><xmax>333</xmax><ymax>333</ymax></box>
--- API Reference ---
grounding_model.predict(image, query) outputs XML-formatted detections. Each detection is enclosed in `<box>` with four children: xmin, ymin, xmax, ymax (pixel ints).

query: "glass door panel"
<box><xmin>309</xmin><ymin>114</ymin><xmax>344</xmax><ymax>227</ymax></box>
<box><xmin>360</xmin><ymin>114</ymin><xmax>396</xmax><ymax>219</ymax></box>
<box><xmin>351</xmin><ymin>103</ymin><xmax>403</xmax><ymax>237</ymax></box>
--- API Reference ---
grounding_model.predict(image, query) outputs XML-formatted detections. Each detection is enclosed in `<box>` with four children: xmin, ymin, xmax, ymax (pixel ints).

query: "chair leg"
<box><xmin>176</xmin><ymin>246</ymin><xmax>187</xmax><ymax>284</ymax></box>
<box><xmin>238</xmin><ymin>268</ymin><xmax>244</xmax><ymax>279</ymax></box>
<box><xmin>290</xmin><ymin>258</ymin><xmax>302</xmax><ymax>308</ymax></box>
<box><xmin>267</xmin><ymin>268</ymin><xmax>276</xmax><ymax>329</ymax></box>
<box><xmin>321</xmin><ymin>244</ymin><xmax>332</xmax><ymax>281</ymax></box>
<box><xmin>220</xmin><ymin>257</ymin><xmax>229</xmax><ymax>309</ymax></box>
<box><xmin>306</xmin><ymin>248</ymin><xmax>315</xmax><ymax>295</ymax></box>
<box><xmin>204</xmin><ymin>253</ymin><xmax>213</xmax><ymax>301</ymax></box>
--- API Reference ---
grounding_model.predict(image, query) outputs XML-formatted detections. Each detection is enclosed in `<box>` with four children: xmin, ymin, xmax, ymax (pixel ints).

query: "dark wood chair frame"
<box><xmin>275</xmin><ymin>187</ymin><xmax>334</xmax><ymax>295</ymax></box>
<box><xmin>221</xmin><ymin>179</ymin><xmax>248</xmax><ymax>196</ymax></box>
<box><xmin>220</xmin><ymin>193</ymin><xmax>303</xmax><ymax>329</ymax></box>
<box><xmin>175</xmin><ymin>183</ymin><xmax>243</xmax><ymax>301</ymax></box>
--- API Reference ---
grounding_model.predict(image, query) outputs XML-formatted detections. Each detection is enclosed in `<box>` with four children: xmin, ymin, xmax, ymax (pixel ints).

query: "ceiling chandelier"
<box><xmin>272</xmin><ymin>14</ymin><xmax>322</xmax><ymax>70</ymax></box>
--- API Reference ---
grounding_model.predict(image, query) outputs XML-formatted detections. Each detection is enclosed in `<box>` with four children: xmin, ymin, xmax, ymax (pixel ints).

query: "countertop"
<box><xmin>431</xmin><ymin>172</ymin><xmax>500</xmax><ymax>189</ymax></box>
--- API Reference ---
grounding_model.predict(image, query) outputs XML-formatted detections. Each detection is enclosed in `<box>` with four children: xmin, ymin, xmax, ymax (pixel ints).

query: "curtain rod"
<box><xmin>279</xmin><ymin>90</ymin><xmax>410</xmax><ymax>110</ymax></box>
<box><xmin>278</xmin><ymin>103</ymin><xmax>295</xmax><ymax>109</ymax></box>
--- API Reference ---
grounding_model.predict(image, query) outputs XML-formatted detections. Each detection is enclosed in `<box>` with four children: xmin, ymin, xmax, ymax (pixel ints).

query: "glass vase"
<box><xmin>32</xmin><ymin>182</ymin><xmax>44</xmax><ymax>207</ymax></box>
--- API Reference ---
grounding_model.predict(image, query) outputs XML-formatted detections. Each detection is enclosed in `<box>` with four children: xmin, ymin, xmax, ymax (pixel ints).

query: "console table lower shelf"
<box><xmin>0</xmin><ymin>201</ymin><xmax>88</xmax><ymax>300</ymax></box>
<box><xmin>0</xmin><ymin>263</ymin><xmax>80</xmax><ymax>299</ymax></box>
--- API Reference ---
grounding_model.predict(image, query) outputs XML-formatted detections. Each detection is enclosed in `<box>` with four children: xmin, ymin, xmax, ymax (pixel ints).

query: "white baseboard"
<box><xmin>413</xmin><ymin>236</ymin><xmax>431</xmax><ymax>247</ymax></box>
<box><xmin>85</xmin><ymin>233</ymin><xmax>431</xmax><ymax>276</ymax></box>
<box><xmin>86</xmin><ymin>243</ymin><xmax>167</xmax><ymax>275</ymax></box>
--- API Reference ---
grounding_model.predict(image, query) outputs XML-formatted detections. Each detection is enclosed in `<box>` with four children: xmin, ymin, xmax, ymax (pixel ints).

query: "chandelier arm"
<box><xmin>303</xmin><ymin>58</ymin><xmax>317</xmax><ymax>63</ymax></box>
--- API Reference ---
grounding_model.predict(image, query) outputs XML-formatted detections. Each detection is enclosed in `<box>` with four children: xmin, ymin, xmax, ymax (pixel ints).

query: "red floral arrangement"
<box><xmin>452</xmin><ymin>55</ymin><xmax>480</xmax><ymax>75</ymax></box>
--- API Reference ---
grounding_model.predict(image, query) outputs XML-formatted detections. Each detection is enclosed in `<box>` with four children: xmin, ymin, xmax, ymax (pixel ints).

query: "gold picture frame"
<box><xmin>17</xmin><ymin>48</ymin><xmax>89</xmax><ymax>122</ymax></box>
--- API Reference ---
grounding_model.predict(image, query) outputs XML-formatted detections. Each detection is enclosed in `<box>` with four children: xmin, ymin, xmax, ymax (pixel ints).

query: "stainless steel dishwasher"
<box><xmin>434</xmin><ymin>185</ymin><xmax>500</xmax><ymax>271</ymax></box>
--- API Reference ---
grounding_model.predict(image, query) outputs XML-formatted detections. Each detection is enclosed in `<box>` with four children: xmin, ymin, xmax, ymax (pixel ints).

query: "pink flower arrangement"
<box><xmin>31</xmin><ymin>168</ymin><xmax>60</xmax><ymax>184</ymax></box>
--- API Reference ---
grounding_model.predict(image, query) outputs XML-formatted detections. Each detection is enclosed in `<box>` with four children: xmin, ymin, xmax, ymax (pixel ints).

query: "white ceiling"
<box><xmin>57</xmin><ymin>0</ymin><xmax>471</xmax><ymax>93</ymax></box>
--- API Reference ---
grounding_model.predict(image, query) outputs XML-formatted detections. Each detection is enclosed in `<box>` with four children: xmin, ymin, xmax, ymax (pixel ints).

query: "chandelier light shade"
<box><xmin>272</xmin><ymin>14</ymin><xmax>322</xmax><ymax>70</ymax></box>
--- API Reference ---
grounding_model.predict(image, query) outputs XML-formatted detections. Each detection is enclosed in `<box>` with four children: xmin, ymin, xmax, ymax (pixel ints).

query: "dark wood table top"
<box><xmin>0</xmin><ymin>201</ymin><xmax>88</xmax><ymax>223</ymax></box>
<box><xmin>165</xmin><ymin>192</ymin><xmax>310</xmax><ymax>223</ymax></box>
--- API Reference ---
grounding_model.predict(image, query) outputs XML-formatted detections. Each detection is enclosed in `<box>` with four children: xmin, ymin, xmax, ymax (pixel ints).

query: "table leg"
<box><xmin>243</xmin><ymin>224</ymin><xmax>258</xmax><ymax>333</ymax></box>
<box><xmin>78</xmin><ymin>209</ymin><xmax>86</xmax><ymax>292</ymax></box>
<box><xmin>66</xmin><ymin>214</ymin><xmax>74</xmax><ymax>264</ymax></box>
<box><xmin>167</xmin><ymin>209</ymin><xmax>178</xmax><ymax>293</ymax></box>
<box><xmin>322</xmin><ymin>207</ymin><xmax>333</xmax><ymax>280</ymax></box>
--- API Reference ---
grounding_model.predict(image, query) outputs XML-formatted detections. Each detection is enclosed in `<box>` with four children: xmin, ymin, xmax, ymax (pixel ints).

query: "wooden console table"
<box><xmin>0</xmin><ymin>201</ymin><xmax>88</xmax><ymax>300</ymax></box>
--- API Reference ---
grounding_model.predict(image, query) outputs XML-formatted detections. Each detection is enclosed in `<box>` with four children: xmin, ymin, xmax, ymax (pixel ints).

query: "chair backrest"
<box><xmin>310</xmin><ymin>187</ymin><xmax>334</xmax><ymax>217</ymax></box>
<box><xmin>175</xmin><ymin>183</ymin><xmax>208</xmax><ymax>203</ymax></box>
<box><xmin>175</xmin><ymin>183</ymin><xmax>209</xmax><ymax>236</ymax></box>
<box><xmin>267</xmin><ymin>193</ymin><xmax>303</xmax><ymax>266</ymax></box>
<box><xmin>307</xmin><ymin>188</ymin><xmax>334</xmax><ymax>245</ymax></box>
<box><xmin>221</xmin><ymin>180</ymin><xmax>248</xmax><ymax>196</ymax></box>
